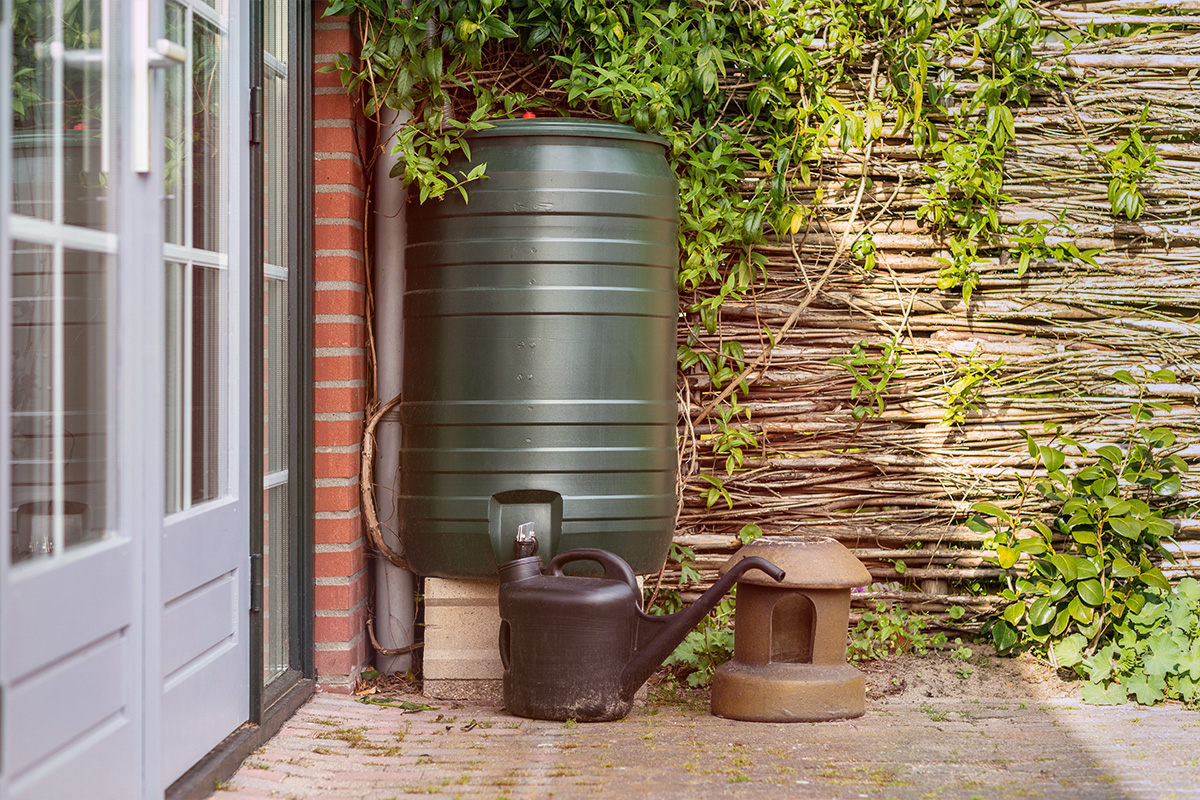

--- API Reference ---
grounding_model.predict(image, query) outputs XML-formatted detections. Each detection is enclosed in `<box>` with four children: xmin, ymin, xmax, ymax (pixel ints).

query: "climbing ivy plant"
<box><xmin>325</xmin><ymin>1</ymin><xmax>1174</xmax><ymax>628</ymax></box>
<box><xmin>323</xmin><ymin>0</ymin><xmax>1120</xmax><ymax>503</ymax></box>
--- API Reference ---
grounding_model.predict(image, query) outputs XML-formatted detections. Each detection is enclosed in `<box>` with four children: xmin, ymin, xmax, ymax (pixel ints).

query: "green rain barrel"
<box><xmin>400</xmin><ymin>118</ymin><xmax>679</xmax><ymax>578</ymax></box>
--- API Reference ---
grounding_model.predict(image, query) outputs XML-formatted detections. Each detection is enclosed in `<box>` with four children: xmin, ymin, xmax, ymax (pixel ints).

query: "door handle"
<box><xmin>134</xmin><ymin>1</ymin><xmax>188</xmax><ymax>174</ymax></box>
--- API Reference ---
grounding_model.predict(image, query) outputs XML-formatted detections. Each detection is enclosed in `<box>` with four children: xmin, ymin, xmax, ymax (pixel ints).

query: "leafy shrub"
<box><xmin>1056</xmin><ymin>578</ymin><xmax>1200</xmax><ymax>707</ymax></box>
<box><xmin>973</xmin><ymin>370</ymin><xmax>1192</xmax><ymax>704</ymax></box>
<box><xmin>847</xmin><ymin>601</ymin><xmax>947</xmax><ymax>663</ymax></box>
<box><xmin>662</xmin><ymin>595</ymin><xmax>737</xmax><ymax>688</ymax></box>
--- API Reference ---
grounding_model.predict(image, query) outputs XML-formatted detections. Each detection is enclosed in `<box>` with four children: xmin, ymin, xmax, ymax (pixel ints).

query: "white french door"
<box><xmin>158</xmin><ymin>0</ymin><xmax>251</xmax><ymax>787</ymax></box>
<box><xmin>0</xmin><ymin>0</ymin><xmax>253</xmax><ymax>796</ymax></box>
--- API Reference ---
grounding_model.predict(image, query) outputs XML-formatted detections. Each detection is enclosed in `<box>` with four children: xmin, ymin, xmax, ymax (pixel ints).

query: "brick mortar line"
<box><xmin>314</xmin><ymin>217</ymin><xmax>366</xmax><ymax>229</ymax></box>
<box><xmin>315</xmin><ymin>597</ymin><xmax>370</xmax><ymax>617</ymax></box>
<box><xmin>315</xmin><ymin>476</ymin><xmax>359</xmax><ymax>488</ymax></box>
<box><xmin>313</xmin><ymin>351</ymin><xmax>367</xmax><ymax>361</ymax></box>
<box><xmin>315</xmin><ymin>314</ymin><xmax>365</xmax><ymax>324</ymax></box>
<box><xmin>314</xmin><ymin>185</ymin><xmax>367</xmax><ymax>198</ymax></box>
<box><xmin>315</xmin><ymin>444</ymin><xmax>362</xmax><ymax>454</ymax></box>
<box><xmin>314</xmin><ymin>630</ymin><xmax>367</xmax><ymax>649</ymax></box>
<box><xmin>315</xmin><ymin>568</ymin><xmax>369</xmax><ymax>587</ymax></box>
<box><xmin>315</xmin><ymin>509</ymin><xmax>364</xmax><ymax>520</ymax></box>
<box><xmin>314</xmin><ymin>280</ymin><xmax>366</xmax><ymax>291</ymax></box>
<box><xmin>315</xmin><ymin>541</ymin><xmax>361</xmax><ymax>553</ymax></box>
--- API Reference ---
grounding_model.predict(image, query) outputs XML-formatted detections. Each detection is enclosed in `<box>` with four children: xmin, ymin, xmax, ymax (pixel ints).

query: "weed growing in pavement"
<box><xmin>305</xmin><ymin>717</ymin><xmax>340</xmax><ymax>727</ymax></box>
<box><xmin>848</xmin><ymin>601</ymin><xmax>948</xmax><ymax>663</ymax></box>
<box><xmin>315</xmin><ymin>726</ymin><xmax>370</xmax><ymax>747</ymax></box>
<box><xmin>920</xmin><ymin>703</ymin><xmax>949</xmax><ymax>722</ymax></box>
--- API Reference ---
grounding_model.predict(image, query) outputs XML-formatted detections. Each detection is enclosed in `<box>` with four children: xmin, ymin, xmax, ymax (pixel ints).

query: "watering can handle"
<box><xmin>546</xmin><ymin>549</ymin><xmax>641</xmax><ymax>598</ymax></box>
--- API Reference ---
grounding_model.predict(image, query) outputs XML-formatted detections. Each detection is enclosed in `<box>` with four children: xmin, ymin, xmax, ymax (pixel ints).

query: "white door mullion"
<box><xmin>184</xmin><ymin>7</ymin><xmax>194</xmax><ymax>253</ymax></box>
<box><xmin>52</xmin><ymin>3</ymin><xmax>64</xmax><ymax>228</ymax></box>
<box><xmin>51</xmin><ymin>245</ymin><xmax>64</xmax><ymax>557</ymax></box>
<box><xmin>182</xmin><ymin>261</ymin><xmax>194</xmax><ymax>511</ymax></box>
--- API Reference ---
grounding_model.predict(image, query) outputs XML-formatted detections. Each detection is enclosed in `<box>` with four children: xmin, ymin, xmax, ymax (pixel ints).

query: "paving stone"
<box><xmin>220</xmin><ymin>689</ymin><xmax>1200</xmax><ymax>799</ymax></box>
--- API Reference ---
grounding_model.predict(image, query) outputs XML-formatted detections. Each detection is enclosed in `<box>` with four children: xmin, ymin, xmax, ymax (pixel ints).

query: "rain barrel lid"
<box><xmin>467</xmin><ymin>117</ymin><xmax>668</xmax><ymax>150</ymax></box>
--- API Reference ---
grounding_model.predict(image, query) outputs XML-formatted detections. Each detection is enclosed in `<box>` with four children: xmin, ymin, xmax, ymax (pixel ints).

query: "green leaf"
<box><xmin>1153</xmin><ymin>475</ymin><xmax>1182</xmax><ymax>496</ymax></box>
<box><xmin>1126</xmin><ymin>672</ymin><xmax>1166</xmax><ymax>706</ymax></box>
<box><xmin>1139</xmin><ymin>568</ymin><xmax>1170</xmax><ymax>593</ymax></box>
<box><xmin>1052</xmin><ymin>634</ymin><xmax>1087</xmax><ymax>668</ymax></box>
<box><xmin>1049</xmin><ymin>554</ymin><xmax>1078</xmax><ymax>582</ymax></box>
<box><xmin>1110</xmin><ymin>557</ymin><xmax>1139</xmax><ymax>578</ymax></box>
<box><xmin>1039</xmin><ymin>445</ymin><xmax>1065</xmax><ymax>472</ymax></box>
<box><xmin>1029</xmin><ymin>596</ymin><xmax>1056</xmax><ymax>627</ymax></box>
<box><xmin>1142</xmin><ymin>633</ymin><xmax>1180</xmax><ymax>677</ymax></box>
<box><xmin>1082</xmin><ymin>680</ymin><xmax>1128</xmax><ymax>705</ymax></box>
<box><xmin>737</xmin><ymin>524</ymin><xmax>763</xmax><ymax>544</ymax></box>
<box><xmin>995</xmin><ymin>544</ymin><xmax>1019</xmax><ymax>569</ymax></box>
<box><xmin>1051</xmin><ymin>608</ymin><xmax>1071</xmax><ymax>636</ymax></box>
<box><xmin>971</xmin><ymin>501</ymin><xmax>1011</xmax><ymax>523</ymax></box>
<box><xmin>1077</xmin><ymin>579</ymin><xmax>1104</xmax><ymax>607</ymax></box>
<box><xmin>358</xmin><ymin>697</ymin><xmax>438</xmax><ymax>711</ymax></box>
<box><xmin>1177</xmin><ymin>577</ymin><xmax>1200</xmax><ymax>603</ymax></box>
<box><xmin>992</xmin><ymin>619</ymin><xmax>1018</xmax><ymax>653</ymax></box>
<box><xmin>1109</xmin><ymin>517</ymin><xmax>1144</xmax><ymax>539</ymax></box>
<box><xmin>1180</xmin><ymin>640</ymin><xmax>1200</xmax><ymax>681</ymax></box>
<box><xmin>1072</xmin><ymin>556</ymin><xmax>1100</xmax><ymax>581</ymax></box>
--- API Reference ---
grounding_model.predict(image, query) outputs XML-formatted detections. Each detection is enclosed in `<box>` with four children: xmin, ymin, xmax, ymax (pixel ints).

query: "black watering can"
<box><xmin>497</xmin><ymin>529</ymin><xmax>784</xmax><ymax>721</ymax></box>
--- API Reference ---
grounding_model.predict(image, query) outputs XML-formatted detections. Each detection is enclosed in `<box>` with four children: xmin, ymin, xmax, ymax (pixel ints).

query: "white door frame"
<box><xmin>0</xmin><ymin>1</ymin><xmax>254</xmax><ymax>795</ymax></box>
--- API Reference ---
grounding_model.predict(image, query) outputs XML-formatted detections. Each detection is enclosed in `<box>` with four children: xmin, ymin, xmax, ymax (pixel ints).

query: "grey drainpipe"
<box><xmin>372</xmin><ymin>107</ymin><xmax>416</xmax><ymax>673</ymax></box>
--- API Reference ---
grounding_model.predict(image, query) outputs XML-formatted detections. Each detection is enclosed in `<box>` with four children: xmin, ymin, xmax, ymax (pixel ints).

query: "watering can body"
<box><xmin>498</xmin><ymin>548</ymin><xmax>783</xmax><ymax>721</ymax></box>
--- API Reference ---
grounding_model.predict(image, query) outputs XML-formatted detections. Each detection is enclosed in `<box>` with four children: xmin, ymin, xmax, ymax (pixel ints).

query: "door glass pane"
<box><xmin>10</xmin><ymin>242</ymin><xmax>108</xmax><ymax>564</ymax></box>
<box><xmin>192</xmin><ymin>15</ymin><xmax>226</xmax><ymax>254</ymax></box>
<box><xmin>262</xmin><ymin>0</ymin><xmax>292</xmax><ymax>685</ymax></box>
<box><xmin>263</xmin><ymin>483</ymin><xmax>289</xmax><ymax>682</ymax></box>
<box><xmin>10</xmin><ymin>0</ymin><xmax>111</xmax><ymax>228</ymax></box>
<box><xmin>166</xmin><ymin>261</ymin><xmax>229</xmax><ymax>513</ymax></box>
<box><xmin>265</xmin><ymin>276</ymin><xmax>287</xmax><ymax>474</ymax></box>
<box><xmin>10</xmin><ymin>10</ymin><xmax>54</xmax><ymax>220</ymax></box>
<box><xmin>191</xmin><ymin>265</ymin><xmax>227</xmax><ymax>504</ymax></box>
<box><xmin>164</xmin><ymin>1</ymin><xmax>230</xmax><ymax>515</ymax></box>
<box><xmin>264</xmin><ymin>71</ymin><xmax>287</xmax><ymax>271</ymax></box>
<box><xmin>164</xmin><ymin>261</ymin><xmax>185</xmax><ymax>512</ymax></box>
<box><xmin>164</xmin><ymin>2</ymin><xmax>186</xmax><ymax>246</ymax></box>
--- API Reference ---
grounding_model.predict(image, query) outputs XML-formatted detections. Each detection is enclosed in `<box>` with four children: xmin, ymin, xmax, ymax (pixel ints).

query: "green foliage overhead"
<box><xmin>324</xmin><ymin>0</ymin><xmax>1168</xmax><ymax>515</ymax></box>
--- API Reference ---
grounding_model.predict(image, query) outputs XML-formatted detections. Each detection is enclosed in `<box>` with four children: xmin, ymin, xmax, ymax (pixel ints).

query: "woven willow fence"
<box><xmin>669</xmin><ymin>4</ymin><xmax>1200</xmax><ymax>631</ymax></box>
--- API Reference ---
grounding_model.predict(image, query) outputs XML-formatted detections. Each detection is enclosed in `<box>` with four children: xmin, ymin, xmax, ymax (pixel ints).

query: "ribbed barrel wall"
<box><xmin>400</xmin><ymin>119</ymin><xmax>679</xmax><ymax>578</ymax></box>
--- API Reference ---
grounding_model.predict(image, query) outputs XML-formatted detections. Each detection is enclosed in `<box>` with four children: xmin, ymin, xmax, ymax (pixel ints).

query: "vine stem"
<box><xmin>360</xmin><ymin>393</ymin><xmax>409</xmax><ymax>569</ymax></box>
<box><xmin>368</xmin><ymin>612</ymin><xmax>424</xmax><ymax>657</ymax></box>
<box><xmin>692</xmin><ymin>54</ymin><xmax>882</xmax><ymax>427</ymax></box>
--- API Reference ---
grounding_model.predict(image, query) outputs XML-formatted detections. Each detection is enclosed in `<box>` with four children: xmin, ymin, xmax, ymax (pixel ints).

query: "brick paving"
<box><xmin>217</xmin><ymin>688</ymin><xmax>1200</xmax><ymax>799</ymax></box>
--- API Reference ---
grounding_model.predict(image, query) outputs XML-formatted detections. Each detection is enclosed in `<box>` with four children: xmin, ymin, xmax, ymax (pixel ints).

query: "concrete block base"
<box><xmin>423</xmin><ymin>577</ymin><xmax>504</xmax><ymax>701</ymax></box>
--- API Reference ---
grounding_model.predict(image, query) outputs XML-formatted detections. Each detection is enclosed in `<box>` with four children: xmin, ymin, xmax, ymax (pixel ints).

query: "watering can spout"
<box><xmin>619</xmin><ymin>556</ymin><xmax>784</xmax><ymax>701</ymax></box>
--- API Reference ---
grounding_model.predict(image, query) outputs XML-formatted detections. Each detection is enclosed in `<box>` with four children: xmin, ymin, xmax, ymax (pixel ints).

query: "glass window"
<box><xmin>10</xmin><ymin>243</ymin><xmax>109</xmax><ymax>563</ymax></box>
<box><xmin>7</xmin><ymin>0</ymin><xmax>114</xmax><ymax>566</ymax></box>
<box><xmin>164</xmin><ymin>0</ymin><xmax>230</xmax><ymax>515</ymax></box>
<box><xmin>262</xmin><ymin>0</ymin><xmax>292</xmax><ymax>685</ymax></box>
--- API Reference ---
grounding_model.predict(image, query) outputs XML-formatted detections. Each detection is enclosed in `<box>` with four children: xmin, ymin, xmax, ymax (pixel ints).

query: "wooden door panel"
<box><xmin>1</xmin><ymin>542</ymin><xmax>131</xmax><ymax>677</ymax></box>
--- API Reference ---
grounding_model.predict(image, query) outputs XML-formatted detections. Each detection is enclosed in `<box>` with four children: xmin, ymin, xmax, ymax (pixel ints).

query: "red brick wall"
<box><xmin>312</xmin><ymin>3</ymin><xmax>370</xmax><ymax>692</ymax></box>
